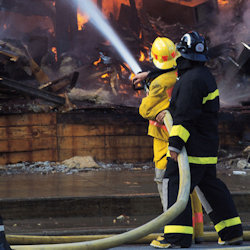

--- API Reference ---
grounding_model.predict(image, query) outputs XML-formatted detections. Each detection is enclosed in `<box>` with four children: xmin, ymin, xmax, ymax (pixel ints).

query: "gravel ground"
<box><xmin>0</xmin><ymin>149</ymin><xmax>249</xmax><ymax>176</ymax></box>
<box><xmin>0</xmin><ymin>160</ymin><xmax>154</xmax><ymax>175</ymax></box>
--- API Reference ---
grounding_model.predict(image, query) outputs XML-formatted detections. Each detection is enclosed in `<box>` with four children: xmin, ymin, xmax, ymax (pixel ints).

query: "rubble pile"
<box><xmin>0</xmin><ymin>0</ymin><xmax>248</xmax><ymax>112</ymax></box>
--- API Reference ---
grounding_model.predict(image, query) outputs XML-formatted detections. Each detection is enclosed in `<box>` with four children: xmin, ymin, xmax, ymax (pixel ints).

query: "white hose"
<box><xmin>13</xmin><ymin>111</ymin><xmax>190</xmax><ymax>250</ymax></box>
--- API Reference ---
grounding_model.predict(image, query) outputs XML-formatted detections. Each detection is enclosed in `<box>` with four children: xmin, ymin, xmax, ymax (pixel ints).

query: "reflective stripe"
<box><xmin>188</xmin><ymin>156</ymin><xmax>218</xmax><ymax>165</ymax></box>
<box><xmin>164</xmin><ymin>225</ymin><xmax>193</xmax><ymax>234</ymax></box>
<box><xmin>202</xmin><ymin>89</ymin><xmax>219</xmax><ymax>104</ymax></box>
<box><xmin>166</xmin><ymin>86</ymin><xmax>174</xmax><ymax>98</ymax></box>
<box><xmin>166</xmin><ymin>150</ymin><xmax>171</xmax><ymax>158</ymax></box>
<box><xmin>0</xmin><ymin>225</ymin><xmax>4</xmax><ymax>231</ymax></box>
<box><xmin>170</xmin><ymin>125</ymin><xmax>190</xmax><ymax>142</ymax></box>
<box><xmin>194</xmin><ymin>212</ymin><xmax>203</xmax><ymax>224</ymax></box>
<box><xmin>149</xmin><ymin>120</ymin><xmax>168</xmax><ymax>132</ymax></box>
<box><xmin>167</xmin><ymin>154</ymin><xmax>218</xmax><ymax>164</ymax></box>
<box><xmin>215</xmin><ymin>217</ymin><xmax>241</xmax><ymax>233</ymax></box>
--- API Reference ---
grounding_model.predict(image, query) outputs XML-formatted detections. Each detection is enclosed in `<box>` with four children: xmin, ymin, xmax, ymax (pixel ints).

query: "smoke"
<box><xmin>207</xmin><ymin>1</ymin><xmax>250</xmax><ymax>107</ymax></box>
<box><xmin>208</xmin><ymin>1</ymin><xmax>250</xmax><ymax>54</ymax></box>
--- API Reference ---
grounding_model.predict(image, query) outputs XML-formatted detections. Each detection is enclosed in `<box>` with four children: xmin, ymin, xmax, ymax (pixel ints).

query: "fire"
<box><xmin>120</xmin><ymin>65</ymin><xmax>126</xmax><ymax>73</ymax></box>
<box><xmin>100</xmin><ymin>73</ymin><xmax>110</xmax><ymax>84</ymax></box>
<box><xmin>101</xmin><ymin>73</ymin><xmax>109</xmax><ymax>78</ymax></box>
<box><xmin>51</xmin><ymin>47</ymin><xmax>58</xmax><ymax>62</ymax></box>
<box><xmin>139</xmin><ymin>51</ymin><xmax>145</xmax><ymax>62</ymax></box>
<box><xmin>129</xmin><ymin>72</ymin><xmax>135</xmax><ymax>81</ymax></box>
<box><xmin>93</xmin><ymin>57</ymin><xmax>101</xmax><ymax>66</ymax></box>
<box><xmin>77</xmin><ymin>9</ymin><xmax>88</xmax><ymax>30</ymax></box>
<box><xmin>76</xmin><ymin>0</ymin><xmax>143</xmax><ymax>26</ymax></box>
<box><xmin>217</xmin><ymin>0</ymin><xmax>229</xmax><ymax>6</ymax></box>
<box><xmin>139</xmin><ymin>31</ymin><xmax>143</xmax><ymax>40</ymax></box>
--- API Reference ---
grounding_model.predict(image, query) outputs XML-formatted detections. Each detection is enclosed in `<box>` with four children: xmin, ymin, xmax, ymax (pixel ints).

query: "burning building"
<box><xmin>0</xmin><ymin>0</ymin><xmax>249</xmax><ymax>164</ymax></box>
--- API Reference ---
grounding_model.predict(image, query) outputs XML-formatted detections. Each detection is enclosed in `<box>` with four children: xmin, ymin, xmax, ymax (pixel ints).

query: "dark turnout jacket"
<box><xmin>168</xmin><ymin>58</ymin><xmax>220</xmax><ymax>165</ymax></box>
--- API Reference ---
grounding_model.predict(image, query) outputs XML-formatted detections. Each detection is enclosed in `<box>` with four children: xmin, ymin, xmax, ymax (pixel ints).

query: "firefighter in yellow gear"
<box><xmin>133</xmin><ymin>37</ymin><xmax>204</xmax><ymax>246</ymax></box>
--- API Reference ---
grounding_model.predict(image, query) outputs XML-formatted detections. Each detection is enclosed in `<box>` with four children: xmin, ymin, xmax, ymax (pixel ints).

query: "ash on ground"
<box><xmin>0</xmin><ymin>148</ymin><xmax>249</xmax><ymax>176</ymax></box>
<box><xmin>0</xmin><ymin>157</ymin><xmax>154</xmax><ymax>176</ymax></box>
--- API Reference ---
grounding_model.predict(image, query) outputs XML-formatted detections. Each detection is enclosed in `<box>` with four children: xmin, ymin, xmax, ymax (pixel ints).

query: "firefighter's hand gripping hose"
<box><xmin>12</xmin><ymin>111</ymin><xmax>190</xmax><ymax>250</ymax></box>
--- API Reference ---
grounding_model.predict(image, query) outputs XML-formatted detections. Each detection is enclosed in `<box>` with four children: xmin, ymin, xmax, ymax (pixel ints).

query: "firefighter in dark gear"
<box><xmin>0</xmin><ymin>216</ymin><xmax>12</xmax><ymax>250</ymax></box>
<box><xmin>134</xmin><ymin>37</ymin><xmax>204</xmax><ymax>247</ymax></box>
<box><xmin>154</xmin><ymin>31</ymin><xmax>243</xmax><ymax>249</ymax></box>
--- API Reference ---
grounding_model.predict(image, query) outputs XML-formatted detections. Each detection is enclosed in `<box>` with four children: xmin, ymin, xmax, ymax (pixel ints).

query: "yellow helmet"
<box><xmin>151</xmin><ymin>37</ymin><xmax>180</xmax><ymax>70</ymax></box>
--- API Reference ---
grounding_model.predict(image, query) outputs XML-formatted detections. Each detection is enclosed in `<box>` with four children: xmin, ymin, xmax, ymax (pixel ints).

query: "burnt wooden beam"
<box><xmin>39</xmin><ymin>71</ymin><xmax>79</xmax><ymax>94</ymax></box>
<box><xmin>0</xmin><ymin>77</ymin><xmax>65</xmax><ymax>105</ymax></box>
<box><xmin>0</xmin><ymin>48</ymin><xmax>19</xmax><ymax>62</ymax></box>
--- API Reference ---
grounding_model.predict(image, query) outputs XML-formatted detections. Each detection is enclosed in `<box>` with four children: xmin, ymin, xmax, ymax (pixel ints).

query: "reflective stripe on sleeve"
<box><xmin>214</xmin><ymin>217</ymin><xmax>241</xmax><ymax>233</ymax></box>
<box><xmin>188</xmin><ymin>156</ymin><xmax>218</xmax><ymax>165</ymax></box>
<box><xmin>149</xmin><ymin>120</ymin><xmax>168</xmax><ymax>131</ymax></box>
<box><xmin>202</xmin><ymin>89</ymin><xmax>219</xmax><ymax>104</ymax></box>
<box><xmin>0</xmin><ymin>225</ymin><xmax>4</xmax><ymax>231</ymax></box>
<box><xmin>164</xmin><ymin>225</ymin><xmax>193</xmax><ymax>234</ymax></box>
<box><xmin>170</xmin><ymin>125</ymin><xmax>190</xmax><ymax>143</ymax></box>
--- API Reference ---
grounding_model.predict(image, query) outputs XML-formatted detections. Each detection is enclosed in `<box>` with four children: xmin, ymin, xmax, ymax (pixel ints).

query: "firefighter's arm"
<box><xmin>133</xmin><ymin>71</ymin><xmax>150</xmax><ymax>85</ymax></box>
<box><xmin>139</xmin><ymin>82</ymin><xmax>168</xmax><ymax>120</ymax></box>
<box><xmin>169</xmin><ymin>78</ymin><xmax>203</xmax><ymax>152</ymax></box>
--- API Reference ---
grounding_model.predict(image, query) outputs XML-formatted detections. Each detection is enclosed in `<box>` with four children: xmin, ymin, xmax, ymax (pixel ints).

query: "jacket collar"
<box><xmin>176</xmin><ymin>57</ymin><xmax>193</xmax><ymax>77</ymax></box>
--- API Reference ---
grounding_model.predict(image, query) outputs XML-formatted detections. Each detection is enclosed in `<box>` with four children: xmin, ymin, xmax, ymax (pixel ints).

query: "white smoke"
<box><xmin>207</xmin><ymin>1</ymin><xmax>250</xmax><ymax>107</ymax></box>
<box><xmin>208</xmin><ymin>1</ymin><xmax>250</xmax><ymax>55</ymax></box>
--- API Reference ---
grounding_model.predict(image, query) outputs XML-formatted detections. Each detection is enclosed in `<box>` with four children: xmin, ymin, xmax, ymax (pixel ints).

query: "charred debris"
<box><xmin>0</xmin><ymin>0</ymin><xmax>249</xmax><ymax>114</ymax></box>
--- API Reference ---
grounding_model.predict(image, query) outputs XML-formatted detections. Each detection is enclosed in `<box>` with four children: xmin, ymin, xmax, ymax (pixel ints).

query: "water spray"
<box><xmin>77</xmin><ymin>0</ymin><xmax>142</xmax><ymax>74</ymax></box>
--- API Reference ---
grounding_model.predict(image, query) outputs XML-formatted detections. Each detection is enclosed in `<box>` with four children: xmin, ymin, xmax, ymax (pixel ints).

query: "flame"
<box><xmin>217</xmin><ymin>0</ymin><xmax>229</xmax><ymax>6</ymax></box>
<box><xmin>77</xmin><ymin>9</ymin><xmax>88</xmax><ymax>30</ymax></box>
<box><xmin>139</xmin><ymin>31</ymin><xmax>143</xmax><ymax>40</ymax></box>
<box><xmin>100</xmin><ymin>72</ymin><xmax>110</xmax><ymax>84</ymax></box>
<box><xmin>51</xmin><ymin>47</ymin><xmax>57</xmax><ymax>62</ymax></box>
<box><xmin>93</xmin><ymin>57</ymin><xmax>101</xmax><ymax>66</ymax></box>
<box><xmin>123</xmin><ymin>62</ymin><xmax>130</xmax><ymax>71</ymax></box>
<box><xmin>120</xmin><ymin>65</ymin><xmax>127</xmax><ymax>73</ymax></box>
<box><xmin>101</xmin><ymin>73</ymin><xmax>109</xmax><ymax>78</ymax></box>
<box><xmin>139</xmin><ymin>51</ymin><xmax>145</xmax><ymax>62</ymax></box>
<box><xmin>129</xmin><ymin>73</ymin><xmax>135</xmax><ymax>81</ymax></box>
<box><xmin>76</xmin><ymin>0</ymin><xmax>143</xmax><ymax>30</ymax></box>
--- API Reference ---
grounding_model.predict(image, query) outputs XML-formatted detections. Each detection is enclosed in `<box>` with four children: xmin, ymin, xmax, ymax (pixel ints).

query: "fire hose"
<box><xmin>8</xmin><ymin>111</ymin><xmax>250</xmax><ymax>249</ymax></box>
<box><xmin>7</xmin><ymin>232</ymin><xmax>250</xmax><ymax>245</ymax></box>
<box><xmin>11</xmin><ymin>111</ymin><xmax>190</xmax><ymax>249</ymax></box>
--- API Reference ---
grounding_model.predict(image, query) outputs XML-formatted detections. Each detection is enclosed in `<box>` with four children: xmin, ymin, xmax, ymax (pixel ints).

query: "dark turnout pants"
<box><xmin>162</xmin><ymin>159</ymin><xmax>243</xmax><ymax>247</ymax></box>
